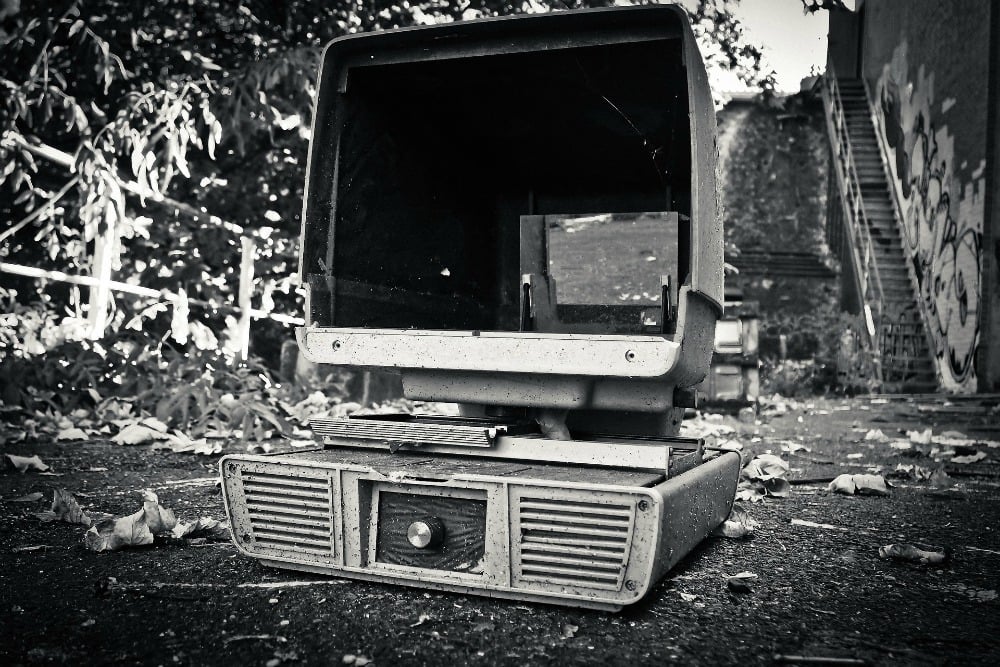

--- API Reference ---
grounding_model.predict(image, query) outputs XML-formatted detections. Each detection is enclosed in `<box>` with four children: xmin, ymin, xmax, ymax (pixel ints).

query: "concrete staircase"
<box><xmin>824</xmin><ymin>77</ymin><xmax>938</xmax><ymax>392</ymax></box>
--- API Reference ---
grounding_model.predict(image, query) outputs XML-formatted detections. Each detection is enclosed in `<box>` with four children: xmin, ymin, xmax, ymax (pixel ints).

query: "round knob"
<box><xmin>407</xmin><ymin>517</ymin><xmax>445</xmax><ymax>549</ymax></box>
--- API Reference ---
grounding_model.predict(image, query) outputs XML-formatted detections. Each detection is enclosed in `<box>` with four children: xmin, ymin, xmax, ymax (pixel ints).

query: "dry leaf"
<box><xmin>33</xmin><ymin>488</ymin><xmax>92</xmax><ymax>526</ymax></box>
<box><xmin>141</xmin><ymin>490</ymin><xmax>178</xmax><ymax>534</ymax></box>
<box><xmin>951</xmin><ymin>451</ymin><xmax>986</xmax><ymax>465</ymax></box>
<box><xmin>12</xmin><ymin>491</ymin><xmax>44</xmax><ymax>502</ymax></box>
<box><xmin>907</xmin><ymin>429</ymin><xmax>933</xmax><ymax>445</ymax></box>
<box><xmin>171</xmin><ymin>517</ymin><xmax>229</xmax><ymax>540</ymax></box>
<box><xmin>112</xmin><ymin>423</ymin><xmax>172</xmax><ymax>445</ymax></box>
<box><xmin>5</xmin><ymin>454</ymin><xmax>50</xmax><ymax>473</ymax></box>
<box><xmin>409</xmin><ymin>612</ymin><xmax>432</xmax><ymax>628</ymax></box>
<box><xmin>877</xmin><ymin>543</ymin><xmax>948</xmax><ymax>564</ymax></box>
<box><xmin>56</xmin><ymin>427</ymin><xmax>89</xmax><ymax>441</ymax></box>
<box><xmin>828</xmin><ymin>473</ymin><xmax>890</xmax><ymax>496</ymax></box>
<box><xmin>864</xmin><ymin>429</ymin><xmax>889</xmax><ymax>442</ymax></box>
<box><xmin>85</xmin><ymin>509</ymin><xmax>154</xmax><ymax>552</ymax></box>
<box><xmin>714</xmin><ymin>505</ymin><xmax>759</xmax><ymax>538</ymax></box>
<box><xmin>560</xmin><ymin>623</ymin><xmax>579</xmax><ymax>639</ymax></box>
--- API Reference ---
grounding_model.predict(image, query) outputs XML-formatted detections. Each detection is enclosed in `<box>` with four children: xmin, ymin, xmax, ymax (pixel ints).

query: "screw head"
<box><xmin>625</xmin><ymin>579</ymin><xmax>638</xmax><ymax>592</ymax></box>
<box><xmin>332</xmin><ymin>340</ymin><xmax>342</xmax><ymax>351</ymax></box>
<box><xmin>625</xmin><ymin>350</ymin><xmax>637</xmax><ymax>362</ymax></box>
<box><xmin>638</xmin><ymin>499</ymin><xmax>649</xmax><ymax>512</ymax></box>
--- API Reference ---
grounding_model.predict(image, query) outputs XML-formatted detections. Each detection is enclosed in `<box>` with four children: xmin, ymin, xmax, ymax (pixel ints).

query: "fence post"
<box><xmin>236</xmin><ymin>237</ymin><xmax>256</xmax><ymax>362</ymax></box>
<box><xmin>86</xmin><ymin>218</ymin><xmax>116</xmax><ymax>339</ymax></box>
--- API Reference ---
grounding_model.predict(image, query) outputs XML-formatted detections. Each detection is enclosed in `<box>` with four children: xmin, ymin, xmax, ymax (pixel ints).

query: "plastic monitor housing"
<box><xmin>296</xmin><ymin>6</ymin><xmax>722</xmax><ymax>437</ymax></box>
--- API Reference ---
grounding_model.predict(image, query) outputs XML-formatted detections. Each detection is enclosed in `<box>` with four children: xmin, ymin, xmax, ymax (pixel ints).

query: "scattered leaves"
<box><xmin>141</xmin><ymin>490</ymin><xmax>178</xmax><ymax>533</ymax></box>
<box><xmin>951</xmin><ymin>451</ymin><xmax>986</xmax><ymax>465</ymax></box>
<box><xmin>864</xmin><ymin>429</ymin><xmax>889</xmax><ymax>442</ymax></box>
<box><xmin>828</xmin><ymin>474</ymin><xmax>890</xmax><ymax>496</ymax></box>
<box><xmin>560</xmin><ymin>623</ymin><xmax>579</xmax><ymax>639</ymax></box>
<box><xmin>878</xmin><ymin>543</ymin><xmax>948</xmax><ymax>565</ymax></box>
<box><xmin>33</xmin><ymin>488</ymin><xmax>93</xmax><ymax>526</ymax></box>
<box><xmin>171</xmin><ymin>517</ymin><xmax>229</xmax><ymax>540</ymax></box>
<box><xmin>85</xmin><ymin>509</ymin><xmax>154</xmax><ymax>552</ymax></box>
<box><xmin>5</xmin><ymin>453</ymin><xmax>50</xmax><ymax>473</ymax></box>
<box><xmin>714</xmin><ymin>504</ymin><xmax>759</xmax><ymax>539</ymax></box>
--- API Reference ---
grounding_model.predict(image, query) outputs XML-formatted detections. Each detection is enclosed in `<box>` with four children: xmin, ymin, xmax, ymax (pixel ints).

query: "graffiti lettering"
<box><xmin>874</xmin><ymin>41</ymin><xmax>983</xmax><ymax>391</ymax></box>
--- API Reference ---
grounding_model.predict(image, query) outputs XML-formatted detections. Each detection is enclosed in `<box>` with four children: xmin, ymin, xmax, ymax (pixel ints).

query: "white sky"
<box><xmin>695</xmin><ymin>0</ymin><xmax>834</xmax><ymax>94</ymax></box>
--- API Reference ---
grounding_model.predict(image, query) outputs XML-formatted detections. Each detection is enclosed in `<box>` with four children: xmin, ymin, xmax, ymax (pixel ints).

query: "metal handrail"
<box><xmin>859</xmin><ymin>77</ymin><xmax>940</xmax><ymax>380</ymax></box>
<box><xmin>821</xmin><ymin>61</ymin><xmax>886</xmax><ymax>383</ymax></box>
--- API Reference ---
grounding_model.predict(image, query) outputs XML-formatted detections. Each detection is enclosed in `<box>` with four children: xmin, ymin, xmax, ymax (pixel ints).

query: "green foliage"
<box><xmin>1</xmin><ymin>1</ymin><xmax>779</xmax><ymax>426</ymax></box>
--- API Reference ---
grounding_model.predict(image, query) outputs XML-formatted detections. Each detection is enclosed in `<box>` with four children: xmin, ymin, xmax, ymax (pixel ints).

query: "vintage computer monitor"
<box><xmin>221</xmin><ymin>5</ymin><xmax>740</xmax><ymax>610</ymax></box>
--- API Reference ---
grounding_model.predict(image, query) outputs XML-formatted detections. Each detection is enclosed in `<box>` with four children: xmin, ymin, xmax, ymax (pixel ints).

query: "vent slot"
<box><xmin>241</xmin><ymin>470</ymin><xmax>334</xmax><ymax>558</ymax></box>
<box><xmin>515</xmin><ymin>496</ymin><xmax>634</xmax><ymax>591</ymax></box>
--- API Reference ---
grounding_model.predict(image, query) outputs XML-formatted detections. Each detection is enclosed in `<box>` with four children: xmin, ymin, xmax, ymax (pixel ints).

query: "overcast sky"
<box><xmin>699</xmin><ymin>0</ymin><xmax>835</xmax><ymax>94</ymax></box>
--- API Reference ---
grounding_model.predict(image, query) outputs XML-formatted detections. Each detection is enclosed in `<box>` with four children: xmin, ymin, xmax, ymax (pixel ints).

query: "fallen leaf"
<box><xmin>409</xmin><ymin>612</ymin><xmax>432</xmax><ymax>628</ymax></box>
<box><xmin>560</xmin><ymin>623</ymin><xmax>579</xmax><ymax>639</ymax></box>
<box><xmin>907</xmin><ymin>429</ymin><xmax>933</xmax><ymax>445</ymax></box>
<box><xmin>951</xmin><ymin>451</ymin><xmax>986</xmax><ymax>465</ymax></box>
<box><xmin>889</xmin><ymin>440</ymin><xmax>913</xmax><ymax>450</ymax></box>
<box><xmin>56</xmin><ymin>427</ymin><xmax>89</xmax><ymax>441</ymax></box>
<box><xmin>864</xmin><ymin>429</ymin><xmax>889</xmax><ymax>442</ymax></box>
<box><xmin>828</xmin><ymin>474</ymin><xmax>890</xmax><ymax>496</ymax></box>
<box><xmin>846</xmin><ymin>453</ymin><xmax>864</xmax><ymax>459</ymax></box>
<box><xmin>5</xmin><ymin>454</ymin><xmax>50</xmax><ymax>473</ymax></box>
<box><xmin>725</xmin><ymin>572</ymin><xmax>756</xmax><ymax>594</ymax></box>
<box><xmin>33</xmin><ymin>488</ymin><xmax>92</xmax><ymax>526</ymax></box>
<box><xmin>887</xmin><ymin>464</ymin><xmax>933</xmax><ymax>481</ymax></box>
<box><xmin>141</xmin><ymin>490</ymin><xmax>178</xmax><ymax>534</ymax></box>
<box><xmin>679</xmin><ymin>592</ymin><xmax>698</xmax><ymax>602</ymax></box>
<box><xmin>11</xmin><ymin>492</ymin><xmax>44</xmax><ymax>502</ymax></box>
<box><xmin>471</xmin><ymin>620</ymin><xmax>495</xmax><ymax>632</ymax></box>
<box><xmin>713</xmin><ymin>505</ymin><xmax>759</xmax><ymax>538</ymax></box>
<box><xmin>171</xmin><ymin>517</ymin><xmax>229</xmax><ymax>540</ymax></box>
<box><xmin>878</xmin><ymin>543</ymin><xmax>948</xmax><ymax>564</ymax></box>
<box><xmin>779</xmin><ymin>441</ymin><xmax>810</xmax><ymax>454</ymax></box>
<box><xmin>112</xmin><ymin>423</ymin><xmax>173</xmax><ymax>445</ymax></box>
<box><xmin>742</xmin><ymin>454</ymin><xmax>789</xmax><ymax>479</ymax></box>
<box><xmin>85</xmin><ymin>509</ymin><xmax>154</xmax><ymax>552</ymax></box>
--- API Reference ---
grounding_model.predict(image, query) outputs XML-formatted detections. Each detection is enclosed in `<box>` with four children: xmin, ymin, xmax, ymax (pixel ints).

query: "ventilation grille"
<box><xmin>241</xmin><ymin>470</ymin><xmax>333</xmax><ymax>557</ymax></box>
<box><xmin>515</xmin><ymin>497</ymin><xmax>633</xmax><ymax>591</ymax></box>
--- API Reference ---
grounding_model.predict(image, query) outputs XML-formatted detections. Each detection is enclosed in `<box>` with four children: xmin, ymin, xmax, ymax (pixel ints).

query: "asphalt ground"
<box><xmin>2</xmin><ymin>395</ymin><xmax>999</xmax><ymax>666</ymax></box>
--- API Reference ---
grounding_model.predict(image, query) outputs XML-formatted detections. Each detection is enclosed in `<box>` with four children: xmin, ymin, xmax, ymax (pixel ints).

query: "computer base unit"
<box><xmin>220</xmin><ymin>434</ymin><xmax>739</xmax><ymax>611</ymax></box>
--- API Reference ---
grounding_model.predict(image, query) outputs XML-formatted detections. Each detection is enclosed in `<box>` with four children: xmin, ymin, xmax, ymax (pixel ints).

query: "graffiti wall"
<box><xmin>870</xmin><ymin>39</ymin><xmax>987</xmax><ymax>392</ymax></box>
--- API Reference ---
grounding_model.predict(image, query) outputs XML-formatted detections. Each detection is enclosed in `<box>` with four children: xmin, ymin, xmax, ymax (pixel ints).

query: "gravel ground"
<box><xmin>1</xmin><ymin>395</ymin><xmax>999</xmax><ymax>666</ymax></box>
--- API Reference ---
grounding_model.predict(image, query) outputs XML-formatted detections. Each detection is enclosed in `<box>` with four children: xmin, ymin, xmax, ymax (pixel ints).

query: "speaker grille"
<box><xmin>241</xmin><ymin>470</ymin><xmax>334</xmax><ymax>557</ymax></box>
<box><xmin>514</xmin><ymin>497</ymin><xmax>633</xmax><ymax>591</ymax></box>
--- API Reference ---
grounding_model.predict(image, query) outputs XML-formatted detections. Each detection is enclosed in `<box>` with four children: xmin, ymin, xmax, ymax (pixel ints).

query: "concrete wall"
<box><xmin>859</xmin><ymin>0</ymin><xmax>992</xmax><ymax>391</ymax></box>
